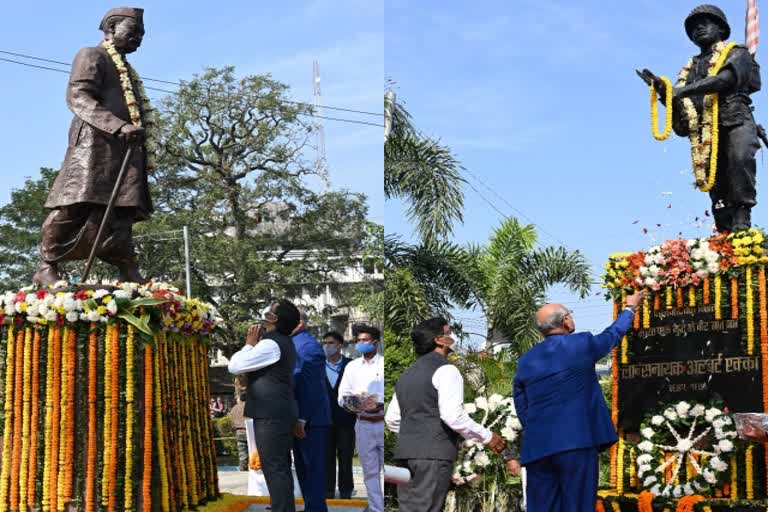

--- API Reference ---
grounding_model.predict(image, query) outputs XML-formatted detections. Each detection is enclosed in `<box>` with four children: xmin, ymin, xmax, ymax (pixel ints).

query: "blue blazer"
<box><xmin>292</xmin><ymin>330</ymin><xmax>332</xmax><ymax>427</ymax></box>
<box><xmin>513</xmin><ymin>309</ymin><xmax>634</xmax><ymax>465</ymax></box>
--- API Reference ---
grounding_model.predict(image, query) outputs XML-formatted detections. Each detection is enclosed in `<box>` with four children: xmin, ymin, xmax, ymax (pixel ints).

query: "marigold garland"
<box><xmin>715</xmin><ymin>274</ymin><xmax>722</xmax><ymax>319</ymax></box>
<box><xmin>746</xmin><ymin>445</ymin><xmax>754</xmax><ymax>499</ymax></box>
<box><xmin>107</xmin><ymin>324</ymin><xmax>119</xmax><ymax>512</ymax></box>
<box><xmin>666</xmin><ymin>287</ymin><xmax>673</xmax><ymax>310</ymax></box>
<box><xmin>616</xmin><ymin>432</ymin><xmax>625</xmax><ymax>494</ymax></box>
<box><xmin>100</xmin><ymin>325</ymin><xmax>113</xmax><ymax>507</ymax></box>
<box><xmin>634</xmin><ymin>303</ymin><xmax>641</xmax><ymax>329</ymax></box>
<box><xmin>142</xmin><ymin>344</ymin><xmax>153</xmax><ymax>509</ymax></box>
<box><xmin>642</xmin><ymin>296</ymin><xmax>650</xmax><ymax>329</ymax></box>
<box><xmin>675</xmin><ymin>495</ymin><xmax>704</xmax><ymax>512</ymax></box>
<box><xmin>654</xmin><ymin>293</ymin><xmax>661</xmax><ymax>311</ymax></box>
<box><xmin>747</xmin><ymin>265</ymin><xmax>755</xmax><ymax>354</ymax></box>
<box><xmin>595</xmin><ymin>499</ymin><xmax>606</xmax><ymax>512</ymax></box>
<box><xmin>610</xmin><ymin>341</ymin><xmax>619</xmax><ymax>487</ymax></box>
<box><xmin>676</xmin><ymin>287</ymin><xmax>684</xmax><ymax>309</ymax></box>
<box><xmin>57</xmin><ymin>328</ymin><xmax>74</xmax><ymax>511</ymax></box>
<box><xmin>731</xmin><ymin>276</ymin><xmax>739</xmax><ymax>319</ymax></box>
<box><xmin>650</xmin><ymin>76</ymin><xmax>674</xmax><ymax>140</ymax></box>
<box><xmin>638</xmin><ymin>490</ymin><xmax>654</xmax><ymax>512</ymax></box>
<box><xmin>703</xmin><ymin>277</ymin><xmax>710</xmax><ymax>304</ymax></box>
<box><xmin>688</xmin><ymin>286</ymin><xmax>696</xmax><ymax>307</ymax></box>
<box><xmin>760</xmin><ymin>267</ymin><xmax>768</xmax><ymax>492</ymax></box>
<box><xmin>18</xmin><ymin>328</ymin><xmax>31</xmax><ymax>509</ymax></box>
<box><xmin>730</xmin><ymin>454</ymin><xmax>738</xmax><ymax>499</ymax></box>
<box><xmin>49</xmin><ymin>327</ymin><xmax>62</xmax><ymax>512</ymax></box>
<box><xmin>154</xmin><ymin>335</ymin><xmax>170</xmax><ymax>512</ymax></box>
<box><xmin>10</xmin><ymin>329</ymin><xmax>24</xmax><ymax>511</ymax></box>
<box><xmin>41</xmin><ymin>327</ymin><xmax>54</xmax><ymax>512</ymax></box>
<box><xmin>0</xmin><ymin>327</ymin><xmax>14</xmax><ymax>512</ymax></box>
<box><xmin>26</xmin><ymin>328</ymin><xmax>40</xmax><ymax>506</ymax></box>
<box><xmin>611</xmin><ymin>502</ymin><xmax>621</xmax><ymax>512</ymax></box>
<box><xmin>86</xmin><ymin>325</ymin><xmax>97</xmax><ymax>512</ymax></box>
<box><xmin>182</xmin><ymin>346</ymin><xmax>199</xmax><ymax>503</ymax></box>
<box><xmin>124</xmin><ymin>325</ymin><xmax>135</xmax><ymax>510</ymax></box>
<box><xmin>676</xmin><ymin>41</ymin><xmax>736</xmax><ymax>191</ymax></box>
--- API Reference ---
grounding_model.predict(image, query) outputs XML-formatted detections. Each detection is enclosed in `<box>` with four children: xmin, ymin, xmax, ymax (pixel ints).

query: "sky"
<box><xmin>0</xmin><ymin>0</ymin><xmax>383</xmax><ymax>221</ymax></box>
<box><xmin>385</xmin><ymin>0</ymin><xmax>768</xmax><ymax>343</ymax></box>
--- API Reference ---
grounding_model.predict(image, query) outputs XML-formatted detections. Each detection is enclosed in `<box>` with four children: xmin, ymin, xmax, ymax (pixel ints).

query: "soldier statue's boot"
<box><xmin>731</xmin><ymin>206</ymin><xmax>752</xmax><ymax>232</ymax></box>
<box><xmin>116</xmin><ymin>261</ymin><xmax>146</xmax><ymax>284</ymax></box>
<box><xmin>712</xmin><ymin>206</ymin><xmax>733</xmax><ymax>233</ymax></box>
<box><xmin>32</xmin><ymin>261</ymin><xmax>61</xmax><ymax>287</ymax></box>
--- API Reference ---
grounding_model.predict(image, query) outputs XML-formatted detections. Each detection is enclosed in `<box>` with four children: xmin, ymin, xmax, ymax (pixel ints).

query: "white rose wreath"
<box><xmin>635</xmin><ymin>401</ymin><xmax>738</xmax><ymax>498</ymax></box>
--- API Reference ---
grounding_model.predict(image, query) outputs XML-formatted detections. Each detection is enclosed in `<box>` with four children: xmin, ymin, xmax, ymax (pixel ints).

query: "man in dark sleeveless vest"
<box><xmin>228</xmin><ymin>300</ymin><xmax>301</xmax><ymax>512</ymax></box>
<box><xmin>385</xmin><ymin>317</ymin><xmax>507</xmax><ymax>511</ymax></box>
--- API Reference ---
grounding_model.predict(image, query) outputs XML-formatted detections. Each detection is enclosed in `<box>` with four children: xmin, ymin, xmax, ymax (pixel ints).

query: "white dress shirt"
<box><xmin>337</xmin><ymin>353</ymin><xmax>384</xmax><ymax>419</ymax></box>
<box><xmin>227</xmin><ymin>339</ymin><xmax>282</xmax><ymax>375</ymax></box>
<box><xmin>385</xmin><ymin>363</ymin><xmax>492</xmax><ymax>444</ymax></box>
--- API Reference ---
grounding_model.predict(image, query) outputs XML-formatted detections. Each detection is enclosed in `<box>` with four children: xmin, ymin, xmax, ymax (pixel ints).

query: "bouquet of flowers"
<box><xmin>342</xmin><ymin>392</ymin><xmax>379</xmax><ymax>414</ymax></box>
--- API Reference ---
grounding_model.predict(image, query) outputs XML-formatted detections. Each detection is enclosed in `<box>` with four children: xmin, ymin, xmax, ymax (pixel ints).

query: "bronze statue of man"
<box><xmin>33</xmin><ymin>7</ymin><xmax>152</xmax><ymax>286</ymax></box>
<box><xmin>638</xmin><ymin>4</ymin><xmax>761</xmax><ymax>233</ymax></box>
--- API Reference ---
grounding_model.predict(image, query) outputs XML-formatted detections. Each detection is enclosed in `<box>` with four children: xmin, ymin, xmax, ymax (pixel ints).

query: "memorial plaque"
<box><xmin>618</xmin><ymin>304</ymin><xmax>763</xmax><ymax>431</ymax></box>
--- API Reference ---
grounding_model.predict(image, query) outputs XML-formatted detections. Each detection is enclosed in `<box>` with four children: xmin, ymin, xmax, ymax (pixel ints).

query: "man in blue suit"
<box><xmin>513</xmin><ymin>290</ymin><xmax>645</xmax><ymax>511</ymax></box>
<box><xmin>292</xmin><ymin>311</ymin><xmax>332</xmax><ymax>512</ymax></box>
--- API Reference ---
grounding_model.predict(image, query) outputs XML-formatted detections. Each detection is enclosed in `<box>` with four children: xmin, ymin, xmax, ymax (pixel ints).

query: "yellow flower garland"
<box><xmin>41</xmin><ymin>328</ymin><xmax>53</xmax><ymax>512</ymax></box>
<box><xmin>57</xmin><ymin>328</ymin><xmax>70</xmax><ymax>512</ymax></box>
<box><xmin>714</xmin><ymin>274</ymin><xmax>722</xmax><ymax>319</ymax></box>
<box><xmin>124</xmin><ymin>325</ymin><xmax>135</xmax><ymax>511</ymax></box>
<box><xmin>0</xmin><ymin>327</ymin><xmax>15</xmax><ymax>512</ymax></box>
<box><xmin>666</xmin><ymin>287</ymin><xmax>673</xmax><ymax>310</ymax></box>
<box><xmin>746</xmin><ymin>445</ymin><xmax>754</xmax><ymax>499</ymax></box>
<box><xmin>677</xmin><ymin>41</ymin><xmax>737</xmax><ymax>191</ymax></box>
<box><xmin>642</xmin><ymin>296</ymin><xmax>650</xmax><ymax>329</ymax></box>
<box><xmin>730</xmin><ymin>454</ymin><xmax>737</xmax><ymax>499</ymax></box>
<box><xmin>650</xmin><ymin>76</ymin><xmax>674</xmax><ymax>140</ymax></box>
<box><xmin>154</xmin><ymin>336</ymin><xmax>170</xmax><ymax>512</ymax></box>
<box><xmin>688</xmin><ymin>286</ymin><xmax>696</xmax><ymax>307</ymax></box>
<box><xmin>617</xmin><ymin>432</ymin><xmax>625</xmax><ymax>494</ymax></box>
<box><xmin>101</xmin><ymin>325</ymin><xmax>112</xmax><ymax>506</ymax></box>
<box><xmin>747</xmin><ymin>265</ymin><xmax>755</xmax><ymax>355</ymax></box>
<box><xmin>18</xmin><ymin>328</ymin><xmax>31</xmax><ymax>509</ymax></box>
<box><xmin>101</xmin><ymin>40</ymin><xmax>158</xmax><ymax>170</ymax></box>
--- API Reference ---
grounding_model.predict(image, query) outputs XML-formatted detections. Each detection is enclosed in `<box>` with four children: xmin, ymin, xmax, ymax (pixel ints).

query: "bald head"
<box><xmin>535</xmin><ymin>303</ymin><xmax>572</xmax><ymax>335</ymax></box>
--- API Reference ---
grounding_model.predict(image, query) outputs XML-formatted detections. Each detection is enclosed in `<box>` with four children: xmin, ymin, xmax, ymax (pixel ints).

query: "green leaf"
<box><xmin>117</xmin><ymin>311</ymin><xmax>154</xmax><ymax>337</ymax></box>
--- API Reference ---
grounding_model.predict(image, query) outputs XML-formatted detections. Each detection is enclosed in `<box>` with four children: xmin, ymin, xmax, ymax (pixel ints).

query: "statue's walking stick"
<box><xmin>80</xmin><ymin>145</ymin><xmax>134</xmax><ymax>282</ymax></box>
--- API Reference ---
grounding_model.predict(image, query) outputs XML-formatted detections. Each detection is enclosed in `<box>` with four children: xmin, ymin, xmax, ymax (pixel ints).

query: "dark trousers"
<box><xmin>293</xmin><ymin>425</ymin><xmax>329</xmax><ymax>512</ymax></box>
<box><xmin>326</xmin><ymin>425</ymin><xmax>355</xmax><ymax>498</ymax></box>
<box><xmin>525</xmin><ymin>447</ymin><xmax>599</xmax><ymax>512</ymax></box>
<box><xmin>396</xmin><ymin>459</ymin><xmax>453</xmax><ymax>512</ymax></box>
<box><xmin>253</xmin><ymin>417</ymin><xmax>296</xmax><ymax>512</ymax></box>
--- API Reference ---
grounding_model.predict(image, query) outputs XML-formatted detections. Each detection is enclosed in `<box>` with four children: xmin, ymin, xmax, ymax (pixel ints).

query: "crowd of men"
<box><xmin>228</xmin><ymin>300</ymin><xmax>384</xmax><ymax>512</ymax></box>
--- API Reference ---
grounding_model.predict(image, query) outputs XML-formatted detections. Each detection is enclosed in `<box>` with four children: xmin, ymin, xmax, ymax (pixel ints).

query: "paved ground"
<box><xmin>218</xmin><ymin>467</ymin><xmax>369</xmax><ymax>511</ymax></box>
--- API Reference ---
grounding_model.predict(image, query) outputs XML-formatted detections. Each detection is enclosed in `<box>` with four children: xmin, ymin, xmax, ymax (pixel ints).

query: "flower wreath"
<box><xmin>453</xmin><ymin>393</ymin><xmax>521</xmax><ymax>486</ymax></box>
<box><xmin>635</xmin><ymin>401</ymin><xmax>737</xmax><ymax>498</ymax></box>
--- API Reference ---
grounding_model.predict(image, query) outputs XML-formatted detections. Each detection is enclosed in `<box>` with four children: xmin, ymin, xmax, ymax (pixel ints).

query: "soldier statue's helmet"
<box><xmin>99</xmin><ymin>7</ymin><xmax>144</xmax><ymax>31</ymax></box>
<box><xmin>685</xmin><ymin>4</ymin><xmax>731</xmax><ymax>41</ymax></box>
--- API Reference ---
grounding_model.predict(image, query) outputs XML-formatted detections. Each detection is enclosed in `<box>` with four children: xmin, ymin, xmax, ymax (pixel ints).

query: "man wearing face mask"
<box><xmin>321</xmin><ymin>332</ymin><xmax>356</xmax><ymax>500</ymax></box>
<box><xmin>385</xmin><ymin>317</ymin><xmax>506</xmax><ymax>512</ymax></box>
<box><xmin>228</xmin><ymin>300</ymin><xmax>301</xmax><ymax>512</ymax></box>
<box><xmin>514</xmin><ymin>290</ymin><xmax>645</xmax><ymax>512</ymax></box>
<box><xmin>34</xmin><ymin>7</ymin><xmax>152</xmax><ymax>285</ymax></box>
<box><xmin>337</xmin><ymin>325</ymin><xmax>384</xmax><ymax>512</ymax></box>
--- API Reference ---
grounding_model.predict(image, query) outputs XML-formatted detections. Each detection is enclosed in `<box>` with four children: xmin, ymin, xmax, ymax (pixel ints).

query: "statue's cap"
<box><xmin>99</xmin><ymin>7</ymin><xmax>144</xmax><ymax>31</ymax></box>
<box><xmin>685</xmin><ymin>4</ymin><xmax>731</xmax><ymax>40</ymax></box>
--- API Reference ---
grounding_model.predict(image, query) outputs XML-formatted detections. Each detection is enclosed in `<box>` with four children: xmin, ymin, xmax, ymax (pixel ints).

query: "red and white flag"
<box><xmin>746</xmin><ymin>0</ymin><xmax>760</xmax><ymax>55</ymax></box>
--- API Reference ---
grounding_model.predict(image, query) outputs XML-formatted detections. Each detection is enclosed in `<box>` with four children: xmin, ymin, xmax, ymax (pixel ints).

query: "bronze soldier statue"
<box><xmin>33</xmin><ymin>7</ymin><xmax>152</xmax><ymax>286</ymax></box>
<box><xmin>638</xmin><ymin>4</ymin><xmax>762</xmax><ymax>233</ymax></box>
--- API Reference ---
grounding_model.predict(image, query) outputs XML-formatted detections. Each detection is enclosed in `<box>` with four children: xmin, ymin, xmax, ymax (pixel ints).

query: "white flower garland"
<box><xmin>635</xmin><ymin>401</ymin><xmax>737</xmax><ymax>497</ymax></box>
<box><xmin>101</xmin><ymin>40</ymin><xmax>159</xmax><ymax>171</ymax></box>
<box><xmin>452</xmin><ymin>393</ymin><xmax>521</xmax><ymax>485</ymax></box>
<box><xmin>676</xmin><ymin>41</ymin><xmax>734</xmax><ymax>189</ymax></box>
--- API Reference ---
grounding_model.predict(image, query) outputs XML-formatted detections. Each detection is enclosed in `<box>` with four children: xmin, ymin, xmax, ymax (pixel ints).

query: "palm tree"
<box><xmin>463</xmin><ymin>217</ymin><xmax>592</xmax><ymax>354</ymax></box>
<box><xmin>384</xmin><ymin>92</ymin><xmax>464</xmax><ymax>244</ymax></box>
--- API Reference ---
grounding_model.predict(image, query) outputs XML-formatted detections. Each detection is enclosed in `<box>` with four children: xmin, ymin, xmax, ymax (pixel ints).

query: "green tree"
<box><xmin>464</xmin><ymin>217</ymin><xmax>592</xmax><ymax>354</ymax></box>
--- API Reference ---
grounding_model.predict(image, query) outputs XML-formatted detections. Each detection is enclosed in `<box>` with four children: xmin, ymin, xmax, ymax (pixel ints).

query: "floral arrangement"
<box><xmin>0</xmin><ymin>281</ymin><xmax>218</xmax><ymax>337</ymax></box>
<box><xmin>0</xmin><ymin>323</ymin><xmax>218</xmax><ymax>512</ymax></box>
<box><xmin>452</xmin><ymin>393</ymin><xmax>521</xmax><ymax>486</ymax></box>
<box><xmin>648</xmin><ymin>41</ymin><xmax>736</xmax><ymax>191</ymax></box>
<box><xmin>635</xmin><ymin>401</ymin><xmax>739</xmax><ymax>498</ymax></box>
<box><xmin>602</xmin><ymin>229</ymin><xmax>767</xmax><ymax>299</ymax></box>
<box><xmin>102</xmin><ymin>40</ymin><xmax>159</xmax><ymax>171</ymax></box>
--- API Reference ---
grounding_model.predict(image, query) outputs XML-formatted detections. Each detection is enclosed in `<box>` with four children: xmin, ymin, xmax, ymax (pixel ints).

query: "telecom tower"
<box><xmin>313</xmin><ymin>61</ymin><xmax>329</xmax><ymax>186</ymax></box>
